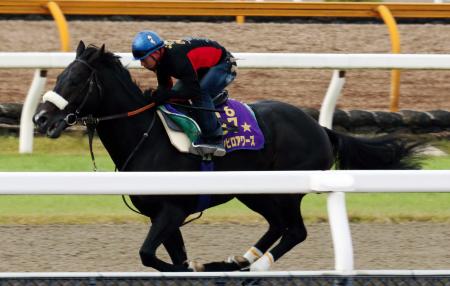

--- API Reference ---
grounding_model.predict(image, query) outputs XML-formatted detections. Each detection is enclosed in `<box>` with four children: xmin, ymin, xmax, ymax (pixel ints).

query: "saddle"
<box><xmin>157</xmin><ymin>95</ymin><xmax>264</xmax><ymax>157</ymax></box>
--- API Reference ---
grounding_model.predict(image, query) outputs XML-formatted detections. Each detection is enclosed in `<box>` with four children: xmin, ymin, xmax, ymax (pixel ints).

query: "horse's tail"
<box><xmin>324</xmin><ymin>128</ymin><xmax>423</xmax><ymax>170</ymax></box>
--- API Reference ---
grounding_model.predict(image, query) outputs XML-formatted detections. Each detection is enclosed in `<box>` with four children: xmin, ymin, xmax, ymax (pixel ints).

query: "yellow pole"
<box><xmin>377</xmin><ymin>5</ymin><xmax>401</xmax><ymax>112</ymax></box>
<box><xmin>47</xmin><ymin>1</ymin><xmax>71</xmax><ymax>52</ymax></box>
<box><xmin>236</xmin><ymin>15</ymin><xmax>245</xmax><ymax>24</ymax></box>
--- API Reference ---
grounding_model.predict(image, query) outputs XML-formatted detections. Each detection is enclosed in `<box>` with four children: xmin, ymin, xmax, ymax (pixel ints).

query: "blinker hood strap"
<box><xmin>42</xmin><ymin>91</ymin><xmax>69</xmax><ymax>110</ymax></box>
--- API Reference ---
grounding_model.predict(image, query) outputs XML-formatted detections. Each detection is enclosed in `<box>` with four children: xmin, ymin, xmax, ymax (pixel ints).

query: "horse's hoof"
<box><xmin>188</xmin><ymin>260</ymin><xmax>205</xmax><ymax>272</ymax></box>
<box><xmin>227</xmin><ymin>255</ymin><xmax>251</xmax><ymax>270</ymax></box>
<box><xmin>250</xmin><ymin>253</ymin><xmax>274</xmax><ymax>271</ymax></box>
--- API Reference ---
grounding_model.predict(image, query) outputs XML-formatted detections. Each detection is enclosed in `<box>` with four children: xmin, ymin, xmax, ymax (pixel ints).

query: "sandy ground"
<box><xmin>0</xmin><ymin>222</ymin><xmax>449</xmax><ymax>272</ymax></box>
<box><xmin>0</xmin><ymin>20</ymin><xmax>449</xmax><ymax>272</ymax></box>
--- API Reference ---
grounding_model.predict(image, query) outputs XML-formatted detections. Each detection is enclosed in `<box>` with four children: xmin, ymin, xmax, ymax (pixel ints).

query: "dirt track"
<box><xmin>0</xmin><ymin>20</ymin><xmax>449</xmax><ymax>272</ymax></box>
<box><xmin>0</xmin><ymin>222</ymin><xmax>449</xmax><ymax>271</ymax></box>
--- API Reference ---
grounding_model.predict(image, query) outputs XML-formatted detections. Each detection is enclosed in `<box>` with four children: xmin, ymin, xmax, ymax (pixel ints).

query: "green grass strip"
<box><xmin>0</xmin><ymin>135</ymin><xmax>449</xmax><ymax>224</ymax></box>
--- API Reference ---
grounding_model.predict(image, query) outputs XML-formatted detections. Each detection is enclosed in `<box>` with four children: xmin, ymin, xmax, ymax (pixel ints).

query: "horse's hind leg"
<box><xmin>250</xmin><ymin>194</ymin><xmax>307</xmax><ymax>271</ymax></box>
<box><xmin>238</xmin><ymin>195</ymin><xmax>289</xmax><ymax>264</ymax></box>
<box><xmin>139</xmin><ymin>203</ymin><xmax>189</xmax><ymax>272</ymax></box>
<box><xmin>201</xmin><ymin>195</ymin><xmax>287</xmax><ymax>271</ymax></box>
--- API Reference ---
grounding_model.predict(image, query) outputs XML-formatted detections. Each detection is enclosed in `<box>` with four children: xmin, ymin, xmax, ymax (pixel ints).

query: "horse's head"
<box><xmin>33</xmin><ymin>41</ymin><xmax>108</xmax><ymax>138</ymax></box>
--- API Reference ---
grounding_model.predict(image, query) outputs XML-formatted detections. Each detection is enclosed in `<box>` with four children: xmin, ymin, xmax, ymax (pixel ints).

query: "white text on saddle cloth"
<box><xmin>215</xmin><ymin>99</ymin><xmax>264</xmax><ymax>152</ymax></box>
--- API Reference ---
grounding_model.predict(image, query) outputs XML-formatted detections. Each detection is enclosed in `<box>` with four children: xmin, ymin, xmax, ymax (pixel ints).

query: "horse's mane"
<box><xmin>82</xmin><ymin>45</ymin><xmax>143</xmax><ymax>97</ymax></box>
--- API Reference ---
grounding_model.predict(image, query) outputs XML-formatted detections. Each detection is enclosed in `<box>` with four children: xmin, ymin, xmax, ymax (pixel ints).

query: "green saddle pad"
<box><xmin>157</xmin><ymin>105</ymin><xmax>201</xmax><ymax>142</ymax></box>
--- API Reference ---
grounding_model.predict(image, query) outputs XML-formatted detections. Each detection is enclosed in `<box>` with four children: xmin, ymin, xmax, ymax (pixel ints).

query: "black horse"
<box><xmin>33</xmin><ymin>42</ymin><xmax>421</xmax><ymax>272</ymax></box>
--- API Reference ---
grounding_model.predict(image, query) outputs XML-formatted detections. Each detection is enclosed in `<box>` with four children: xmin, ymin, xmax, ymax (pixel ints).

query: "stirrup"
<box><xmin>212</xmin><ymin>90</ymin><xmax>229</xmax><ymax>107</ymax></box>
<box><xmin>190</xmin><ymin>141</ymin><xmax>226</xmax><ymax>157</ymax></box>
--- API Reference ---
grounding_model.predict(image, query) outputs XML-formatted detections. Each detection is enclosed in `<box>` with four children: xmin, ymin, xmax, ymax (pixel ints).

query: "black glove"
<box><xmin>143</xmin><ymin>88</ymin><xmax>171</xmax><ymax>105</ymax></box>
<box><xmin>142</xmin><ymin>88</ymin><xmax>154</xmax><ymax>100</ymax></box>
<box><xmin>149</xmin><ymin>89</ymin><xmax>170</xmax><ymax>105</ymax></box>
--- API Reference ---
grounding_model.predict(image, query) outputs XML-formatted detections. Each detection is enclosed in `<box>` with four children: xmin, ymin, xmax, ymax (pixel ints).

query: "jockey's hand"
<box><xmin>142</xmin><ymin>88</ymin><xmax>154</xmax><ymax>100</ymax></box>
<box><xmin>149</xmin><ymin>89</ymin><xmax>170</xmax><ymax>105</ymax></box>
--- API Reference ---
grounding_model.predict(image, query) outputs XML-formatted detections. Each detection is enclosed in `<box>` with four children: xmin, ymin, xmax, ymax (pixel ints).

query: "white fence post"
<box><xmin>318</xmin><ymin>70</ymin><xmax>354</xmax><ymax>272</ymax></box>
<box><xmin>19</xmin><ymin>69</ymin><xmax>47</xmax><ymax>153</ymax></box>
<box><xmin>319</xmin><ymin>70</ymin><xmax>346</xmax><ymax>128</ymax></box>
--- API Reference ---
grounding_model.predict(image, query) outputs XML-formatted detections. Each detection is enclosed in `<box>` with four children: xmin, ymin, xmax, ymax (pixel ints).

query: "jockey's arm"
<box><xmin>152</xmin><ymin>54</ymin><xmax>201</xmax><ymax>103</ymax></box>
<box><xmin>154</xmin><ymin>77</ymin><xmax>201</xmax><ymax>103</ymax></box>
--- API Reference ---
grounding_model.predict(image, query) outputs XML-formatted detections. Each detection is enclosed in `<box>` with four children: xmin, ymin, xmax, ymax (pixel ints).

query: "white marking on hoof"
<box><xmin>243</xmin><ymin>246</ymin><xmax>263</xmax><ymax>264</ymax></box>
<box><xmin>250</xmin><ymin>252</ymin><xmax>274</xmax><ymax>271</ymax></box>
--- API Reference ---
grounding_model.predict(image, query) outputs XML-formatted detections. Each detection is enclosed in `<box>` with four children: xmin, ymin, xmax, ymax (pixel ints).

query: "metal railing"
<box><xmin>2</xmin><ymin>1</ymin><xmax>450</xmax><ymax>18</ymax></box>
<box><xmin>1</xmin><ymin>271</ymin><xmax>450</xmax><ymax>286</ymax></box>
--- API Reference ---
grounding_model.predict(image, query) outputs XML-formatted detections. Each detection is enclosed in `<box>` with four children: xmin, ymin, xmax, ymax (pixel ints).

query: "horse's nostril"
<box><xmin>33</xmin><ymin>113</ymin><xmax>48</xmax><ymax>126</ymax></box>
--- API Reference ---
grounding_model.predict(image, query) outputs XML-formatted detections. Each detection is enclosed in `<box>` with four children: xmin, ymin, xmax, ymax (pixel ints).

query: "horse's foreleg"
<box><xmin>139</xmin><ymin>204</ymin><xmax>189</xmax><ymax>272</ymax></box>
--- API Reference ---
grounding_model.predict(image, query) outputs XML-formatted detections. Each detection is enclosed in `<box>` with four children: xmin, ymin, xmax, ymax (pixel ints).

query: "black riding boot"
<box><xmin>191</xmin><ymin>106</ymin><xmax>225</xmax><ymax>156</ymax></box>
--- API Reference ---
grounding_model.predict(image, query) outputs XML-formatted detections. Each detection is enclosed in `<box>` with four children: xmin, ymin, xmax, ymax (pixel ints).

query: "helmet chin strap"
<box><xmin>148</xmin><ymin>54</ymin><xmax>159</xmax><ymax>71</ymax></box>
<box><xmin>149</xmin><ymin>48</ymin><xmax>164</xmax><ymax>70</ymax></box>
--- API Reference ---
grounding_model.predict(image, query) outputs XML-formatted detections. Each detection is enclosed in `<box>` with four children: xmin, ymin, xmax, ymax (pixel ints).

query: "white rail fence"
<box><xmin>0</xmin><ymin>170</ymin><xmax>449</xmax><ymax>273</ymax></box>
<box><xmin>2</xmin><ymin>52</ymin><xmax>450</xmax><ymax>154</ymax></box>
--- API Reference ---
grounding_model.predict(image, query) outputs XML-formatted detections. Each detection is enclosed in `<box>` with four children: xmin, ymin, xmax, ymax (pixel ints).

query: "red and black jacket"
<box><xmin>154</xmin><ymin>37</ymin><xmax>228</xmax><ymax>101</ymax></box>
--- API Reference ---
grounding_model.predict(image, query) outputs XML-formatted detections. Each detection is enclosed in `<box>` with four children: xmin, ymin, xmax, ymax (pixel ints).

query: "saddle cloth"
<box><xmin>157</xmin><ymin>99</ymin><xmax>265</xmax><ymax>156</ymax></box>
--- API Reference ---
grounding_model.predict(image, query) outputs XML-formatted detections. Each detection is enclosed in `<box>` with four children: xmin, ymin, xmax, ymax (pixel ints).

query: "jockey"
<box><xmin>131</xmin><ymin>30</ymin><xmax>237</xmax><ymax>154</ymax></box>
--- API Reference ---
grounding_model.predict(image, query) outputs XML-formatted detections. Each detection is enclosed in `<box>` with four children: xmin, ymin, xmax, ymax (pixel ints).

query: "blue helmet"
<box><xmin>131</xmin><ymin>31</ymin><xmax>165</xmax><ymax>60</ymax></box>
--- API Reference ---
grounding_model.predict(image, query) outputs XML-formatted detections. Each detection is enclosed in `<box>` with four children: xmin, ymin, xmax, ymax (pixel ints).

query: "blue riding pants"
<box><xmin>175</xmin><ymin>58</ymin><xmax>236</xmax><ymax>138</ymax></box>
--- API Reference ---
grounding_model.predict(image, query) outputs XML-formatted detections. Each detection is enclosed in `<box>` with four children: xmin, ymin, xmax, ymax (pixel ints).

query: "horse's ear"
<box><xmin>89</xmin><ymin>44</ymin><xmax>105</xmax><ymax>62</ymax></box>
<box><xmin>97</xmin><ymin>44</ymin><xmax>105</xmax><ymax>56</ymax></box>
<box><xmin>76</xmin><ymin>41</ymin><xmax>86</xmax><ymax>58</ymax></box>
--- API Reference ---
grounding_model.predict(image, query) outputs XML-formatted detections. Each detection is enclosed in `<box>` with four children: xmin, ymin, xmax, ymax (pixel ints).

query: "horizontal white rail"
<box><xmin>8</xmin><ymin>52</ymin><xmax>450</xmax><ymax>154</ymax></box>
<box><xmin>2</xmin><ymin>52</ymin><xmax>450</xmax><ymax>69</ymax></box>
<box><xmin>1</xmin><ymin>270</ymin><xmax>449</xmax><ymax>278</ymax></box>
<box><xmin>0</xmin><ymin>170</ymin><xmax>449</xmax><ymax>195</ymax></box>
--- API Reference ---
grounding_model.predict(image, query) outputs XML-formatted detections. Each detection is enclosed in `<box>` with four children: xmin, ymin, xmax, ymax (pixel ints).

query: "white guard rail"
<box><xmin>3</xmin><ymin>53</ymin><xmax>450</xmax><ymax>69</ymax></box>
<box><xmin>0</xmin><ymin>170</ymin><xmax>449</xmax><ymax>195</ymax></box>
<box><xmin>2</xmin><ymin>52</ymin><xmax>450</xmax><ymax>154</ymax></box>
<box><xmin>0</xmin><ymin>170</ymin><xmax>449</xmax><ymax>274</ymax></box>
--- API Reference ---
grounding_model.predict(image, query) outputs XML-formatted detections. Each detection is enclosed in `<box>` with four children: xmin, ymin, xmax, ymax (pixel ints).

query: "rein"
<box><xmin>63</xmin><ymin>57</ymin><xmax>203</xmax><ymax>225</ymax></box>
<box><xmin>67</xmin><ymin>59</ymin><xmax>156</xmax><ymax>126</ymax></box>
<box><xmin>67</xmin><ymin>59</ymin><xmax>156</xmax><ymax>171</ymax></box>
<box><xmin>77</xmin><ymin>102</ymin><xmax>155</xmax><ymax>126</ymax></box>
<box><xmin>79</xmin><ymin>100</ymin><xmax>156</xmax><ymax>172</ymax></box>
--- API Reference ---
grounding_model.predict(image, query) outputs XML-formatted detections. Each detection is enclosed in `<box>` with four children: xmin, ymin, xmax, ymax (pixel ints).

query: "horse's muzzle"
<box><xmin>33</xmin><ymin>109</ymin><xmax>68</xmax><ymax>138</ymax></box>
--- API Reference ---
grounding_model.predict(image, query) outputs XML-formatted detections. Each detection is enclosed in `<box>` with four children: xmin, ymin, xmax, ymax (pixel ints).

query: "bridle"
<box><xmin>43</xmin><ymin>58</ymin><xmax>156</xmax><ymax>171</ymax></box>
<box><xmin>67</xmin><ymin>59</ymin><xmax>156</xmax><ymax>126</ymax></box>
